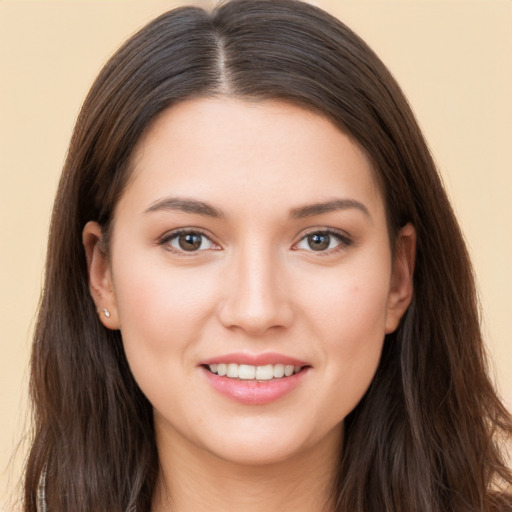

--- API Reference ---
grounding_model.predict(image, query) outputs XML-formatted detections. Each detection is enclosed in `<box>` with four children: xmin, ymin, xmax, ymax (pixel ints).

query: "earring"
<box><xmin>98</xmin><ymin>308</ymin><xmax>111</xmax><ymax>318</ymax></box>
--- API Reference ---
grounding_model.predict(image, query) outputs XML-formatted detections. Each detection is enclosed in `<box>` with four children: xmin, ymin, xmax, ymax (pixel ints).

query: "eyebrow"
<box><xmin>289</xmin><ymin>199</ymin><xmax>371</xmax><ymax>219</ymax></box>
<box><xmin>143</xmin><ymin>196</ymin><xmax>370</xmax><ymax>220</ymax></box>
<box><xmin>144</xmin><ymin>197</ymin><xmax>225</xmax><ymax>218</ymax></box>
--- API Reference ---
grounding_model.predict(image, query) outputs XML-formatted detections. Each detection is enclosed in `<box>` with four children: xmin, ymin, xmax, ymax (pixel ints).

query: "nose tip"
<box><xmin>218</xmin><ymin>263</ymin><xmax>294</xmax><ymax>336</ymax></box>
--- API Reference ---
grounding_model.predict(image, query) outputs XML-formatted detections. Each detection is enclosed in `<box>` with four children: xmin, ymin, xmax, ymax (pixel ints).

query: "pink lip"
<box><xmin>199</xmin><ymin>352</ymin><xmax>311</xmax><ymax>406</ymax></box>
<box><xmin>201</xmin><ymin>368</ymin><xmax>309</xmax><ymax>405</ymax></box>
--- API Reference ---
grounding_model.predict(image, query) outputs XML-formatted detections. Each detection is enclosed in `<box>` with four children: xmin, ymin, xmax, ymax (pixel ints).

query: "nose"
<box><xmin>217</xmin><ymin>244</ymin><xmax>294</xmax><ymax>336</ymax></box>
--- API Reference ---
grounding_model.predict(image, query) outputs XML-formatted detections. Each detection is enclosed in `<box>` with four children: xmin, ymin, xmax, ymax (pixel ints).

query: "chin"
<box><xmin>198</xmin><ymin>419</ymin><xmax>343</xmax><ymax>468</ymax></box>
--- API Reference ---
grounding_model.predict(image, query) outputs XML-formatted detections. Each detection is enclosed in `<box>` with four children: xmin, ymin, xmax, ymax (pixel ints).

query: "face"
<box><xmin>85</xmin><ymin>98</ymin><xmax>414</xmax><ymax>467</ymax></box>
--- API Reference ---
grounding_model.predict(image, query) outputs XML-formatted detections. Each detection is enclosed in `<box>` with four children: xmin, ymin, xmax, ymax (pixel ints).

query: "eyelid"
<box><xmin>292</xmin><ymin>227</ymin><xmax>353</xmax><ymax>253</ymax></box>
<box><xmin>157</xmin><ymin>226</ymin><xmax>352</xmax><ymax>255</ymax></box>
<box><xmin>158</xmin><ymin>228</ymin><xmax>221</xmax><ymax>254</ymax></box>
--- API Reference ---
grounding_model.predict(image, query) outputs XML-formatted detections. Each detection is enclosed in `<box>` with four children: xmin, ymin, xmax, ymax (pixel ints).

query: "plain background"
<box><xmin>1</xmin><ymin>0</ymin><xmax>511</xmax><ymax>508</ymax></box>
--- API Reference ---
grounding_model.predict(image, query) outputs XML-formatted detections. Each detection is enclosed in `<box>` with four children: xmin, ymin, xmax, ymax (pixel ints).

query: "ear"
<box><xmin>82</xmin><ymin>221</ymin><xmax>120</xmax><ymax>329</ymax></box>
<box><xmin>385</xmin><ymin>223</ymin><xmax>416</xmax><ymax>334</ymax></box>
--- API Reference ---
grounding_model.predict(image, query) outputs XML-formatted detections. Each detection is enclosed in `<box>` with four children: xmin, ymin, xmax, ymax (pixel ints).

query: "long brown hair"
<box><xmin>24</xmin><ymin>1</ymin><xmax>512</xmax><ymax>510</ymax></box>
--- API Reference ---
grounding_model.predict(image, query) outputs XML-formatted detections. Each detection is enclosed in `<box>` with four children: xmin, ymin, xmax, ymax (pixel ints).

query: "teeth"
<box><xmin>238</xmin><ymin>364</ymin><xmax>256</xmax><ymax>379</ymax></box>
<box><xmin>227</xmin><ymin>363</ymin><xmax>238</xmax><ymax>378</ymax></box>
<box><xmin>207</xmin><ymin>363</ymin><xmax>303</xmax><ymax>380</ymax></box>
<box><xmin>273</xmin><ymin>364</ymin><xmax>285</xmax><ymax>378</ymax></box>
<box><xmin>255</xmin><ymin>364</ymin><xmax>273</xmax><ymax>380</ymax></box>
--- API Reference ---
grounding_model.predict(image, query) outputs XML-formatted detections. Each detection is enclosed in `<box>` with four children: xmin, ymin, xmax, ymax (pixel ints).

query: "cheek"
<box><xmin>110</xmin><ymin>256</ymin><xmax>222</xmax><ymax>422</ymax></box>
<box><xmin>111</xmin><ymin>251</ymin><xmax>219</xmax><ymax>364</ymax></box>
<box><xmin>325</xmin><ymin>282</ymin><xmax>387</xmax><ymax>370</ymax></box>
<box><xmin>303</xmin><ymin>257</ymin><xmax>391</xmax><ymax>345</ymax></box>
<box><xmin>300</xmin><ymin>258</ymin><xmax>391</xmax><ymax>408</ymax></box>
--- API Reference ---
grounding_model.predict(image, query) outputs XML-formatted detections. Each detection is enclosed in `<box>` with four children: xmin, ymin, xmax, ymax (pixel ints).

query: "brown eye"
<box><xmin>164</xmin><ymin>231</ymin><xmax>217</xmax><ymax>253</ymax></box>
<box><xmin>307</xmin><ymin>232</ymin><xmax>330</xmax><ymax>251</ymax></box>
<box><xmin>295</xmin><ymin>230</ymin><xmax>351</xmax><ymax>253</ymax></box>
<box><xmin>178</xmin><ymin>232</ymin><xmax>203</xmax><ymax>251</ymax></box>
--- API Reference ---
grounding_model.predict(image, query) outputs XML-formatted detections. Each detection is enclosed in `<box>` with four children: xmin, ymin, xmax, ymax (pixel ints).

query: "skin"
<box><xmin>84</xmin><ymin>98</ymin><xmax>415</xmax><ymax>511</ymax></box>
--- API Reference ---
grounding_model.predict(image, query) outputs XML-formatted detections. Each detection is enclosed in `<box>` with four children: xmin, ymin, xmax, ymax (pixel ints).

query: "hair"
<box><xmin>24</xmin><ymin>1</ymin><xmax>511</xmax><ymax>511</ymax></box>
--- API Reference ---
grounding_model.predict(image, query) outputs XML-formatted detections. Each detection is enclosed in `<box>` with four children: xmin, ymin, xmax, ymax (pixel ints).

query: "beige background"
<box><xmin>1</xmin><ymin>0</ymin><xmax>510</xmax><ymax>508</ymax></box>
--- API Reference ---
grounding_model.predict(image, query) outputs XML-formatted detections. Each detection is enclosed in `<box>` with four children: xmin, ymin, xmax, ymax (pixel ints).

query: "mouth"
<box><xmin>200</xmin><ymin>355</ymin><xmax>311</xmax><ymax>405</ymax></box>
<box><xmin>203</xmin><ymin>363</ymin><xmax>307</xmax><ymax>381</ymax></box>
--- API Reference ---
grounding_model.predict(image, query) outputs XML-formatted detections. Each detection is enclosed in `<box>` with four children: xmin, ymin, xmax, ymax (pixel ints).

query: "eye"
<box><xmin>162</xmin><ymin>230</ymin><xmax>218</xmax><ymax>253</ymax></box>
<box><xmin>295</xmin><ymin>230</ymin><xmax>351</xmax><ymax>252</ymax></box>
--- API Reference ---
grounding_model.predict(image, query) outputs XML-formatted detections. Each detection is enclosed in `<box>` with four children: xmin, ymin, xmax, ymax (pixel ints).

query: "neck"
<box><xmin>152</xmin><ymin>424</ymin><xmax>342</xmax><ymax>512</ymax></box>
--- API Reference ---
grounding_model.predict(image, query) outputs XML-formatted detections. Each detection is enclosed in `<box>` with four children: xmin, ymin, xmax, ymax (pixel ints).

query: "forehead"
<box><xmin>123</xmin><ymin>97</ymin><xmax>384</xmax><ymax>220</ymax></box>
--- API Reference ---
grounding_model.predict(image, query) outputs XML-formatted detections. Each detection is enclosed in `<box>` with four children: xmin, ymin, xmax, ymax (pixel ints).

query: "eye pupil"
<box><xmin>178</xmin><ymin>233</ymin><xmax>202</xmax><ymax>251</ymax></box>
<box><xmin>308</xmin><ymin>233</ymin><xmax>330</xmax><ymax>251</ymax></box>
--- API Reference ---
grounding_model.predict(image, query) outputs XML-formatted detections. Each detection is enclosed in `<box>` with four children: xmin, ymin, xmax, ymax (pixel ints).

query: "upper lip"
<box><xmin>200</xmin><ymin>352</ymin><xmax>309</xmax><ymax>367</ymax></box>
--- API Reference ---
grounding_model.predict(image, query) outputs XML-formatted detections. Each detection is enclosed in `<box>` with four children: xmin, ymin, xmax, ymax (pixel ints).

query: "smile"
<box><xmin>207</xmin><ymin>363</ymin><xmax>303</xmax><ymax>380</ymax></box>
<box><xmin>201</xmin><ymin>354</ymin><xmax>311</xmax><ymax>405</ymax></box>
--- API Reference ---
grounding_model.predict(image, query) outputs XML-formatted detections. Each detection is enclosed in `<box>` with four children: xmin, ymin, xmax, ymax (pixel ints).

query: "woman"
<box><xmin>24</xmin><ymin>0</ymin><xmax>511</xmax><ymax>511</ymax></box>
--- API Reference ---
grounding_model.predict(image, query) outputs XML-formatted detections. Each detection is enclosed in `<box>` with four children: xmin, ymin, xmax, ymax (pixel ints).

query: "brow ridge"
<box><xmin>144</xmin><ymin>197</ymin><xmax>225</xmax><ymax>218</ymax></box>
<box><xmin>290</xmin><ymin>199</ymin><xmax>370</xmax><ymax>219</ymax></box>
<box><xmin>144</xmin><ymin>196</ymin><xmax>369</xmax><ymax>220</ymax></box>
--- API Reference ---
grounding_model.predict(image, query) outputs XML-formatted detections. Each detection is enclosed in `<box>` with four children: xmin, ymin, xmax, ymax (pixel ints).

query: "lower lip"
<box><xmin>201</xmin><ymin>367</ymin><xmax>309</xmax><ymax>405</ymax></box>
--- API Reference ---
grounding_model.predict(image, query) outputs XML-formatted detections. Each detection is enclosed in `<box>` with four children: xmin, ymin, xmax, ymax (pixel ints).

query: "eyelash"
<box><xmin>293</xmin><ymin>228</ymin><xmax>353</xmax><ymax>255</ymax></box>
<box><xmin>159</xmin><ymin>229</ymin><xmax>220</xmax><ymax>254</ymax></box>
<box><xmin>159</xmin><ymin>228</ymin><xmax>353</xmax><ymax>255</ymax></box>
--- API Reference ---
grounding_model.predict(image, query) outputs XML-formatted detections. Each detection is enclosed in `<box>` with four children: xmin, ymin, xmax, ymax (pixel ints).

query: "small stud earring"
<box><xmin>98</xmin><ymin>308</ymin><xmax>111</xmax><ymax>318</ymax></box>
